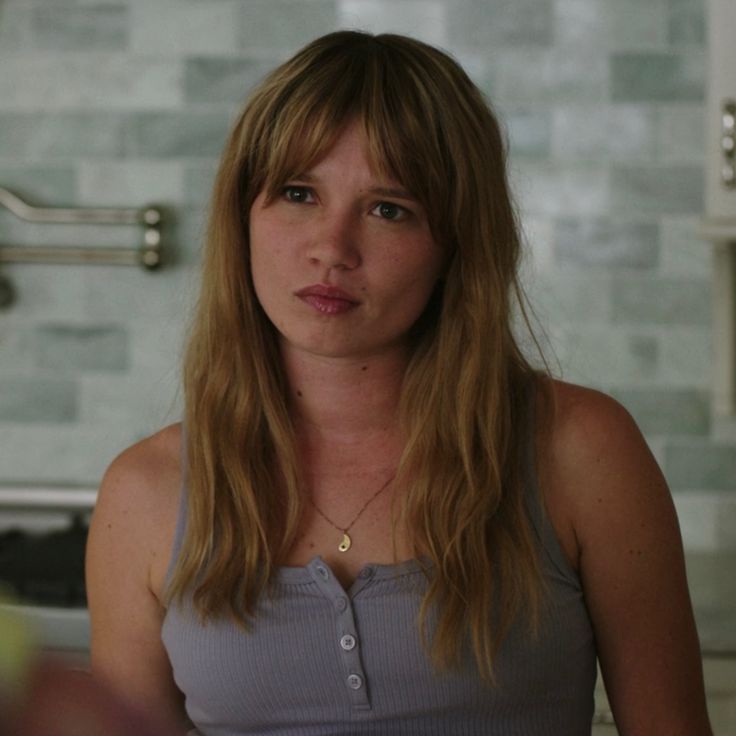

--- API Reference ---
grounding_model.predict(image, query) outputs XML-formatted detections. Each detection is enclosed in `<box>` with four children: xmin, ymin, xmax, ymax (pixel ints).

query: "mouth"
<box><xmin>295</xmin><ymin>284</ymin><xmax>360</xmax><ymax>315</ymax></box>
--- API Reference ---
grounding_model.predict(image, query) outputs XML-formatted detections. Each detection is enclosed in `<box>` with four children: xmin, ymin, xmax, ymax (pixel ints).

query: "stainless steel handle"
<box><xmin>0</xmin><ymin>187</ymin><xmax>163</xmax><ymax>269</ymax></box>
<box><xmin>722</xmin><ymin>99</ymin><xmax>736</xmax><ymax>189</ymax></box>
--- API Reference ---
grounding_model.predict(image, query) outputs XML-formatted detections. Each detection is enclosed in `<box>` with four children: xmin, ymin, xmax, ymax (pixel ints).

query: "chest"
<box><xmin>162</xmin><ymin>558</ymin><xmax>597</xmax><ymax>735</ymax></box>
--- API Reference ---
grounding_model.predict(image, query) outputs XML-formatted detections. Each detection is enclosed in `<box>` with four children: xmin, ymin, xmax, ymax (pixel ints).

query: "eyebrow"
<box><xmin>289</xmin><ymin>173</ymin><xmax>417</xmax><ymax>202</ymax></box>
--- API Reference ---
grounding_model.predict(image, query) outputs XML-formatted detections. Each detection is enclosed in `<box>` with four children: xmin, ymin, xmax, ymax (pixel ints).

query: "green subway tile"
<box><xmin>665</xmin><ymin>442</ymin><xmax>736</xmax><ymax>491</ymax></box>
<box><xmin>668</xmin><ymin>0</ymin><xmax>705</xmax><ymax>45</ymax></box>
<box><xmin>0</xmin><ymin>5</ymin><xmax>31</xmax><ymax>53</ymax></box>
<box><xmin>554</xmin><ymin>328</ymin><xmax>659</xmax><ymax>385</ymax></box>
<box><xmin>611</xmin><ymin>276</ymin><xmax>710</xmax><ymax>326</ymax></box>
<box><xmin>0</xmin><ymin>377</ymin><xmax>77</xmax><ymax>422</ymax></box>
<box><xmin>130</xmin><ymin>112</ymin><xmax>232</xmax><ymax>159</ymax></box>
<box><xmin>0</xmin><ymin>113</ymin><xmax>126</xmax><ymax>160</ymax></box>
<box><xmin>611</xmin><ymin>165</ymin><xmax>703</xmax><ymax>216</ymax></box>
<box><xmin>604</xmin><ymin>0</ymin><xmax>668</xmax><ymax>49</ymax></box>
<box><xmin>0</xmin><ymin>56</ymin><xmax>182</xmax><ymax>110</ymax></box>
<box><xmin>30</xmin><ymin>5</ymin><xmax>128</xmax><ymax>51</ymax></box>
<box><xmin>656</xmin><ymin>105</ymin><xmax>705</xmax><ymax>163</ymax></box>
<box><xmin>78</xmin><ymin>161</ymin><xmax>184</xmax><ymax>207</ymax></box>
<box><xmin>239</xmin><ymin>0</ymin><xmax>338</xmax><ymax>53</ymax></box>
<box><xmin>0</xmin><ymin>168</ymin><xmax>77</xmax><ymax>205</ymax></box>
<box><xmin>496</xmin><ymin>48</ymin><xmax>609</xmax><ymax>105</ymax></box>
<box><xmin>530</xmin><ymin>273</ymin><xmax>612</xmax><ymax>323</ymax></box>
<box><xmin>551</xmin><ymin>105</ymin><xmax>657</xmax><ymax>160</ymax></box>
<box><xmin>659</xmin><ymin>216</ymin><xmax>711</xmax><ymax>277</ymax></box>
<box><xmin>553</xmin><ymin>0</ymin><xmax>609</xmax><ymax>49</ymax></box>
<box><xmin>184</xmin><ymin>162</ymin><xmax>219</xmax><ymax>206</ymax></box>
<box><xmin>130</xmin><ymin>2</ymin><xmax>240</xmax><ymax>55</ymax></box>
<box><xmin>554</xmin><ymin>218</ymin><xmax>659</xmax><ymax>269</ymax></box>
<box><xmin>337</xmin><ymin>0</ymin><xmax>447</xmax><ymax>47</ymax></box>
<box><xmin>506</xmin><ymin>110</ymin><xmax>551</xmax><ymax>158</ymax></box>
<box><xmin>185</xmin><ymin>58</ymin><xmax>273</xmax><ymax>104</ymax></box>
<box><xmin>611</xmin><ymin>52</ymin><xmax>705</xmax><ymax>102</ymax></box>
<box><xmin>659</xmin><ymin>327</ymin><xmax>711</xmax><ymax>388</ymax></box>
<box><xmin>35</xmin><ymin>324</ymin><xmax>128</xmax><ymax>372</ymax></box>
<box><xmin>611</xmin><ymin>388</ymin><xmax>710</xmax><ymax>435</ymax></box>
<box><xmin>447</xmin><ymin>0</ymin><xmax>553</xmax><ymax>47</ymax></box>
<box><xmin>512</xmin><ymin>162</ymin><xmax>609</xmax><ymax>217</ymax></box>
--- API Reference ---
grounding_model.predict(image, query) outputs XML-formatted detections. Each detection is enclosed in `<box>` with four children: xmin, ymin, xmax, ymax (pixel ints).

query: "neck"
<box><xmin>281</xmin><ymin>344</ymin><xmax>409</xmax><ymax>444</ymax></box>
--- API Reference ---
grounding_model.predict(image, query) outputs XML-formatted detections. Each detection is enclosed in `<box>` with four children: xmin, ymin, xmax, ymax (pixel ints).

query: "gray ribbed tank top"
<box><xmin>162</xmin><ymin>407</ymin><xmax>597</xmax><ymax>735</ymax></box>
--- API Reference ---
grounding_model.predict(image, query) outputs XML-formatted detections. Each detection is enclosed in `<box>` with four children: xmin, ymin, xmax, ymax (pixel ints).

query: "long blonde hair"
<box><xmin>171</xmin><ymin>30</ymin><xmax>550</xmax><ymax>682</ymax></box>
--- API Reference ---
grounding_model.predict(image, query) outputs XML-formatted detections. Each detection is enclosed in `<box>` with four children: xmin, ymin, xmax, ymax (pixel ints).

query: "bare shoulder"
<box><xmin>537</xmin><ymin>379</ymin><xmax>669</xmax><ymax>568</ymax></box>
<box><xmin>90</xmin><ymin>423</ymin><xmax>183</xmax><ymax>598</ymax></box>
<box><xmin>539</xmin><ymin>383</ymin><xmax>711</xmax><ymax>733</ymax></box>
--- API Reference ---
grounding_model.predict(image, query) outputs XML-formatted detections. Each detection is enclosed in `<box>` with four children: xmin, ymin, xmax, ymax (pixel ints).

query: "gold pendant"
<box><xmin>338</xmin><ymin>532</ymin><xmax>352</xmax><ymax>552</ymax></box>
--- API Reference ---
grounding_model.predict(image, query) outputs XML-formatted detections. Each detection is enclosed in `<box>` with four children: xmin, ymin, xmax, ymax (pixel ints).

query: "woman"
<box><xmin>86</xmin><ymin>31</ymin><xmax>712</xmax><ymax>735</ymax></box>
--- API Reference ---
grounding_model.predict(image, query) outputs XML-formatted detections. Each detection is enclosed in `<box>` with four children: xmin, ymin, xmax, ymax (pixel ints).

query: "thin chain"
<box><xmin>308</xmin><ymin>474</ymin><xmax>396</xmax><ymax>533</ymax></box>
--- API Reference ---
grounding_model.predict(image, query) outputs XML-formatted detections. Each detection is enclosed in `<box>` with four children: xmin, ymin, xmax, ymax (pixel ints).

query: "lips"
<box><xmin>295</xmin><ymin>284</ymin><xmax>360</xmax><ymax>315</ymax></box>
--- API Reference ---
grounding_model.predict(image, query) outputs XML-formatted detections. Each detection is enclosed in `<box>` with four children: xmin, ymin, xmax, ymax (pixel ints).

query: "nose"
<box><xmin>306</xmin><ymin>210</ymin><xmax>361</xmax><ymax>271</ymax></box>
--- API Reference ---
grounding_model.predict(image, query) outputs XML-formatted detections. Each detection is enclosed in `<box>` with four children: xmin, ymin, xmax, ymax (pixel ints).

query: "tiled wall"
<box><xmin>0</xmin><ymin>0</ymin><xmax>733</xmax><ymax>548</ymax></box>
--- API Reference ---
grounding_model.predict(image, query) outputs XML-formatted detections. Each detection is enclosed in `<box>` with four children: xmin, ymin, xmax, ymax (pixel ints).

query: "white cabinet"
<box><xmin>701</xmin><ymin>0</ymin><xmax>736</xmax><ymax>417</ymax></box>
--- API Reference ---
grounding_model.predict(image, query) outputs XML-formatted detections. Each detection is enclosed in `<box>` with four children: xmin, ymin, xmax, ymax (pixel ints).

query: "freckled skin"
<box><xmin>248</xmin><ymin>120</ymin><xmax>445</xmax><ymax>364</ymax></box>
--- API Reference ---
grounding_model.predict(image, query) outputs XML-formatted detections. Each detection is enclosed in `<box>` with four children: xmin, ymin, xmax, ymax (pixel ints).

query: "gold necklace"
<box><xmin>308</xmin><ymin>474</ymin><xmax>395</xmax><ymax>552</ymax></box>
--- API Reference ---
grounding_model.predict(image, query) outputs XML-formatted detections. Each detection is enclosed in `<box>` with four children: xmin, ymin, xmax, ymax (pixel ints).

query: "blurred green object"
<box><xmin>0</xmin><ymin>588</ymin><xmax>36</xmax><ymax>699</ymax></box>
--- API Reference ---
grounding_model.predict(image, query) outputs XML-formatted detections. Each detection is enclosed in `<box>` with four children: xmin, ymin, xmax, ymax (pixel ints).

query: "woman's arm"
<box><xmin>85</xmin><ymin>427</ymin><xmax>186</xmax><ymax>729</ymax></box>
<box><xmin>544</xmin><ymin>383</ymin><xmax>712</xmax><ymax>735</ymax></box>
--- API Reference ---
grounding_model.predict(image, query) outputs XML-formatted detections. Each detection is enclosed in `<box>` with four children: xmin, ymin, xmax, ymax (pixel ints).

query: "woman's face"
<box><xmin>249</xmin><ymin>119</ymin><xmax>444</xmax><ymax>363</ymax></box>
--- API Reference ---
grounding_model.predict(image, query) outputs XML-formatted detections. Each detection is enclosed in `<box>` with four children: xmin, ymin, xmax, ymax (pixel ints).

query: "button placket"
<box><xmin>307</xmin><ymin>558</ymin><xmax>371</xmax><ymax>710</ymax></box>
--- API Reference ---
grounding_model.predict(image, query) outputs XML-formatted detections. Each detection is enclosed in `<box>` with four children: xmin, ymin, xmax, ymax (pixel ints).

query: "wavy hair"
<box><xmin>170</xmin><ymin>30</ymin><xmax>551</xmax><ymax>682</ymax></box>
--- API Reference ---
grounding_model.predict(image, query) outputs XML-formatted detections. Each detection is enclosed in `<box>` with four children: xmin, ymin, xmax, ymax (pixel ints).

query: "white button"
<box><xmin>340</xmin><ymin>634</ymin><xmax>356</xmax><ymax>651</ymax></box>
<box><xmin>316</xmin><ymin>565</ymin><xmax>329</xmax><ymax>580</ymax></box>
<box><xmin>346</xmin><ymin>674</ymin><xmax>363</xmax><ymax>690</ymax></box>
<box><xmin>336</xmin><ymin>596</ymin><xmax>348</xmax><ymax>612</ymax></box>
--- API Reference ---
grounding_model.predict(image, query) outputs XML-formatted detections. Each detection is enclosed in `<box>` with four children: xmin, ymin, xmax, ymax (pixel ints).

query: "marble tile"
<box><xmin>1</xmin><ymin>266</ymin><xmax>87</xmax><ymax>322</ymax></box>
<box><xmin>506</xmin><ymin>110</ymin><xmax>551</xmax><ymax>159</ymax></box>
<box><xmin>78</xmin><ymin>160</ymin><xmax>184</xmax><ymax>207</ymax></box>
<box><xmin>446</xmin><ymin>0</ymin><xmax>553</xmax><ymax>48</ymax></box>
<box><xmin>130</xmin><ymin>111</ymin><xmax>232</xmax><ymax>159</ymax></box>
<box><xmin>512</xmin><ymin>162</ymin><xmax>610</xmax><ymax>218</ymax></box>
<box><xmin>611</xmin><ymin>164</ymin><xmax>703</xmax><ymax>216</ymax></box>
<box><xmin>0</xmin><ymin>55</ymin><xmax>183</xmax><ymax>110</ymax></box>
<box><xmin>551</xmin><ymin>104</ymin><xmax>657</xmax><ymax>160</ymax></box>
<box><xmin>658</xmin><ymin>216</ymin><xmax>712</xmax><ymax>278</ymax></box>
<box><xmin>183</xmin><ymin>162</ymin><xmax>219</xmax><ymax>206</ymax></box>
<box><xmin>130</xmin><ymin>1</ymin><xmax>240</xmax><ymax>55</ymax></box>
<box><xmin>602</xmin><ymin>0</ymin><xmax>669</xmax><ymax>49</ymax></box>
<box><xmin>668</xmin><ymin>0</ymin><xmax>705</xmax><ymax>45</ymax></box>
<box><xmin>495</xmin><ymin>48</ymin><xmax>609</xmax><ymax>105</ymax></box>
<box><xmin>611</xmin><ymin>387</ymin><xmax>710</xmax><ymax>435</ymax></box>
<box><xmin>611</xmin><ymin>51</ymin><xmax>705</xmax><ymax>102</ymax></box>
<box><xmin>338</xmin><ymin>1</ymin><xmax>446</xmax><ymax>46</ymax></box>
<box><xmin>552</xmin><ymin>328</ymin><xmax>660</xmax><ymax>386</ymax></box>
<box><xmin>659</xmin><ymin>326</ymin><xmax>712</xmax><ymax>388</ymax></box>
<box><xmin>0</xmin><ymin>168</ymin><xmax>77</xmax><ymax>207</ymax></box>
<box><xmin>611</xmin><ymin>276</ymin><xmax>711</xmax><ymax>326</ymax></box>
<box><xmin>0</xmin><ymin>113</ymin><xmax>127</xmax><ymax>160</ymax></box>
<box><xmin>528</xmin><ymin>272</ymin><xmax>612</xmax><ymax>324</ymax></box>
<box><xmin>656</xmin><ymin>104</ymin><xmax>706</xmax><ymax>163</ymax></box>
<box><xmin>185</xmin><ymin>58</ymin><xmax>274</xmax><ymax>104</ymax></box>
<box><xmin>554</xmin><ymin>218</ymin><xmax>659</xmax><ymax>269</ymax></box>
<box><xmin>665</xmin><ymin>441</ymin><xmax>736</xmax><ymax>491</ymax></box>
<box><xmin>0</xmin><ymin>377</ymin><xmax>77</xmax><ymax>422</ymax></box>
<box><xmin>30</xmin><ymin>5</ymin><xmax>128</xmax><ymax>51</ymax></box>
<box><xmin>238</xmin><ymin>0</ymin><xmax>338</xmax><ymax>55</ymax></box>
<box><xmin>35</xmin><ymin>324</ymin><xmax>129</xmax><ymax>372</ymax></box>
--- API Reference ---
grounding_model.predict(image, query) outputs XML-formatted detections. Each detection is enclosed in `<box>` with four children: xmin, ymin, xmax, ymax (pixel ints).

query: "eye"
<box><xmin>282</xmin><ymin>185</ymin><xmax>314</xmax><ymax>204</ymax></box>
<box><xmin>371</xmin><ymin>202</ymin><xmax>408</xmax><ymax>221</ymax></box>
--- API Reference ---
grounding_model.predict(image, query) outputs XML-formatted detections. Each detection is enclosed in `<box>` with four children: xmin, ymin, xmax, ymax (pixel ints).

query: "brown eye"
<box><xmin>373</xmin><ymin>202</ymin><xmax>406</xmax><ymax>221</ymax></box>
<box><xmin>282</xmin><ymin>186</ymin><xmax>313</xmax><ymax>203</ymax></box>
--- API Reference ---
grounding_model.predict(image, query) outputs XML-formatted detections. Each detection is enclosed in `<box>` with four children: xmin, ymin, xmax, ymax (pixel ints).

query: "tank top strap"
<box><xmin>522</xmin><ymin>381</ymin><xmax>580</xmax><ymax>585</ymax></box>
<box><xmin>163</xmin><ymin>423</ymin><xmax>189</xmax><ymax>590</ymax></box>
